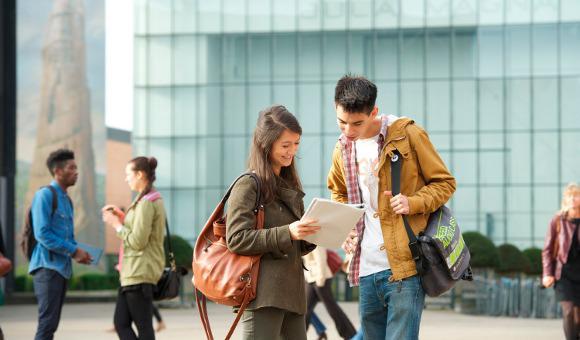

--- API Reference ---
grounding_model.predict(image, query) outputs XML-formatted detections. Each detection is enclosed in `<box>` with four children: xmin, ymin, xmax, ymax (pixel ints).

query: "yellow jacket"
<box><xmin>327</xmin><ymin>116</ymin><xmax>456</xmax><ymax>281</ymax></box>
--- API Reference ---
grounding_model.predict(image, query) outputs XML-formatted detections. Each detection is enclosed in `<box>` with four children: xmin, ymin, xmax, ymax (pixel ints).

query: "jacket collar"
<box><xmin>384</xmin><ymin>116</ymin><xmax>414</xmax><ymax>145</ymax></box>
<box><xmin>275</xmin><ymin>177</ymin><xmax>305</xmax><ymax>219</ymax></box>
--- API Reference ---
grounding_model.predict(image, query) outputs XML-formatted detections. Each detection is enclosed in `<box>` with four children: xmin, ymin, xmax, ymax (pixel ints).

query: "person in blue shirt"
<box><xmin>28</xmin><ymin>149</ymin><xmax>92</xmax><ymax>340</ymax></box>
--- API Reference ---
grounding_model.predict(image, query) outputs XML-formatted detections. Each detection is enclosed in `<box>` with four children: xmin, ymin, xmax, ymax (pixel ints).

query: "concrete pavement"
<box><xmin>0</xmin><ymin>301</ymin><xmax>562</xmax><ymax>339</ymax></box>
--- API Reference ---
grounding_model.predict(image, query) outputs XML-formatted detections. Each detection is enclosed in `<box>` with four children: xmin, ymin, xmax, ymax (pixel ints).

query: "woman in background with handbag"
<box><xmin>102</xmin><ymin>156</ymin><xmax>166</xmax><ymax>340</ymax></box>
<box><xmin>303</xmin><ymin>247</ymin><xmax>356</xmax><ymax>340</ymax></box>
<box><xmin>226</xmin><ymin>105</ymin><xmax>320</xmax><ymax>340</ymax></box>
<box><xmin>542</xmin><ymin>182</ymin><xmax>580</xmax><ymax>340</ymax></box>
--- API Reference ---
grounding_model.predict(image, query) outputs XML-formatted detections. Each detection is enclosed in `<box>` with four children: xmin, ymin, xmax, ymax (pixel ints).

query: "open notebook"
<box><xmin>302</xmin><ymin>198</ymin><xmax>365</xmax><ymax>249</ymax></box>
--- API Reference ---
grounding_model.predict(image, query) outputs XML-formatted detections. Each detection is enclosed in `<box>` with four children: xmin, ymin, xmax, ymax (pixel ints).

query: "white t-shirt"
<box><xmin>356</xmin><ymin>134</ymin><xmax>390</xmax><ymax>277</ymax></box>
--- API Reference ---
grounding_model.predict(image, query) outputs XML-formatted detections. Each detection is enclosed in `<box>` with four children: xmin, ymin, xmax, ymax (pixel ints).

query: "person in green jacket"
<box><xmin>226</xmin><ymin>105</ymin><xmax>320</xmax><ymax>340</ymax></box>
<box><xmin>102</xmin><ymin>156</ymin><xmax>166</xmax><ymax>340</ymax></box>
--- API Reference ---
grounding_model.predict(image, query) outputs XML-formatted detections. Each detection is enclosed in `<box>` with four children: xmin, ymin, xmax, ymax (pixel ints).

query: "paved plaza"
<box><xmin>0</xmin><ymin>301</ymin><xmax>562</xmax><ymax>339</ymax></box>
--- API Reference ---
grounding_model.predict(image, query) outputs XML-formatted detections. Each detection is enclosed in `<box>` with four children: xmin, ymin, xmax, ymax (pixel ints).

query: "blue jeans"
<box><xmin>32</xmin><ymin>268</ymin><xmax>68</xmax><ymax>340</ymax></box>
<box><xmin>310</xmin><ymin>312</ymin><xmax>326</xmax><ymax>335</ymax></box>
<box><xmin>359</xmin><ymin>269</ymin><xmax>425</xmax><ymax>340</ymax></box>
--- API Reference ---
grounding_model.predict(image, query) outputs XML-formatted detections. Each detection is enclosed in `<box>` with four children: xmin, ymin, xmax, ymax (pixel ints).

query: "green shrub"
<box><xmin>462</xmin><ymin>231</ymin><xmax>499</xmax><ymax>268</ymax></box>
<box><xmin>522</xmin><ymin>247</ymin><xmax>543</xmax><ymax>275</ymax></box>
<box><xmin>165</xmin><ymin>234</ymin><xmax>193</xmax><ymax>269</ymax></box>
<box><xmin>497</xmin><ymin>243</ymin><xmax>530</xmax><ymax>274</ymax></box>
<box><xmin>72</xmin><ymin>273</ymin><xmax>120</xmax><ymax>290</ymax></box>
<box><xmin>14</xmin><ymin>275</ymin><xmax>34</xmax><ymax>292</ymax></box>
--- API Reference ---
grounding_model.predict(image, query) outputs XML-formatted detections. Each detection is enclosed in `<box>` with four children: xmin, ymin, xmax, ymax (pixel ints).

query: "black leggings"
<box><xmin>114</xmin><ymin>284</ymin><xmax>155</xmax><ymax>340</ymax></box>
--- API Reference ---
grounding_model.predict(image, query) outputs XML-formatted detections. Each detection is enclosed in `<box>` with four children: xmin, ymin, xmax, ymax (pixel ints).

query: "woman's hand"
<box><xmin>101</xmin><ymin>205</ymin><xmax>125</xmax><ymax>224</ymax></box>
<box><xmin>542</xmin><ymin>275</ymin><xmax>555</xmax><ymax>288</ymax></box>
<box><xmin>102</xmin><ymin>211</ymin><xmax>122</xmax><ymax>229</ymax></box>
<box><xmin>289</xmin><ymin>218</ymin><xmax>320</xmax><ymax>241</ymax></box>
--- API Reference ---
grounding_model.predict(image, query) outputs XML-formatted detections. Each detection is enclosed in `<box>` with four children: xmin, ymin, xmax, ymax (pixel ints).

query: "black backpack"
<box><xmin>20</xmin><ymin>186</ymin><xmax>72</xmax><ymax>261</ymax></box>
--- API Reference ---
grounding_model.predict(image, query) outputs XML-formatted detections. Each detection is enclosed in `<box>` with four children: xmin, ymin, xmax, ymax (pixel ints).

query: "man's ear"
<box><xmin>370</xmin><ymin>106</ymin><xmax>379</xmax><ymax>118</ymax></box>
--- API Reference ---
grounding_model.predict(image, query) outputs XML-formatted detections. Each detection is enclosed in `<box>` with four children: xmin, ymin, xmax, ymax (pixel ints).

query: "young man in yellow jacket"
<box><xmin>327</xmin><ymin>75</ymin><xmax>456</xmax><ymax>340</ymax></box>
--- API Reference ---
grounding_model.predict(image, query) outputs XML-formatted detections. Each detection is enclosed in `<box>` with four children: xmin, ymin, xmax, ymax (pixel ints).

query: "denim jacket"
<box><xmin>28</xmin><ymin>181</ymin><xmax>77</xmax><ymax>279</ymax></box>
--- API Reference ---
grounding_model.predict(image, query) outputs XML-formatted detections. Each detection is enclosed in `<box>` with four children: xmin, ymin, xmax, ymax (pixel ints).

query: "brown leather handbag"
<box><xmin>0</xmin><ymin>252</ymin><xmax>12</xmax><ymax>277</ymax></box>
<box><xmin>192</xmin><ymin>173</ymin><xmax>264</xmax><ymax>340</ymax></box>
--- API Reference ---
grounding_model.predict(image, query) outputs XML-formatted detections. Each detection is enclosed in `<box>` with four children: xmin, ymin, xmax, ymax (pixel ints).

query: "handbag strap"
<box><xmin>164</xmin><ymin>219</ymin><xmax>176</xmax><ymax>270</ymax></box>
<box><xmin>390</xmin><ymin>150</ymin><xmax>425</xmax><ymax>276</ymax></box>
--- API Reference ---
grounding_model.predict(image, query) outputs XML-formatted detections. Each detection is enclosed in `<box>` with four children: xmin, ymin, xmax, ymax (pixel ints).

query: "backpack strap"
<box><xmin>44</xmin><ymin>186</ymin><xmax>59</xmax><ymax>217</ymax></box>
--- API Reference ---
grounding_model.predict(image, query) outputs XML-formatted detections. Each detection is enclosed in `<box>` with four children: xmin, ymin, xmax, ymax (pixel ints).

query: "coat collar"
<box><xmin>275</xmin><ymin>177</ymin><xmax>305</xmax><ymax>219</ymax></box>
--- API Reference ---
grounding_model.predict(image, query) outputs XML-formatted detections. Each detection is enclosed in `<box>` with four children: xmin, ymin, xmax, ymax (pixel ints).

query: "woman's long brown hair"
<box><xmin>128</xmin><ymin>156</ymin><xmax>158</xmax><ymax>210</ymax></box>
<box><xmin>247</xmin><ymin>105</ymin><xmax>303</xmax><ymax>203</ymax></box>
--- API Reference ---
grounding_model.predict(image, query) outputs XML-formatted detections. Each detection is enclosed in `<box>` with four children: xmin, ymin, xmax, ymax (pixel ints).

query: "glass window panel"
<box><xmin>561</xmin><ymin>0</ymin><xmax>580</xmax><ymax>21</ymax></box>
<box><xmin>401</xmin><ymin>0</ymin><xmax>424</xmax><ymax>28</ymax></box>
<box><xmin>273</xmin><ymin>0</ymin><xmax>297</xmax><ymax>31</ymax></box>
<box><xmin>427</xmin><ymin>31</ymin><xmax>450</xmax><ymax>79</ymax></box>
<box><xmin>479</xmin><ymin>0</ymin><xmax>504</xmax><ymax>25</ymax></box>
<box><xmin>480</xmin><ymin>151</ymin><xmax>505</xmax><ymax>185</ymax></box>
<box><xmin>198</xmin><ymin>137</ymin><xmax>222</xmax><ymax>186</ymax></box>
<box><xmin>198</xmin><ymin>2</ymin><xmax>221</xmax><ymax>33</ymax></box>
<box><xmin>426</xmin><ymin>81</ymin><xmax>450</xmax><ymax>132</ymax></box>
<box><xmin>533</xmin><ymin>186</ymin><xmax>559</xmax><ymax>213</ymax></box>
<box><xmin>481</xmin><ymin>187</ymin><xmax>504</xmax><ymax>218</ymax></box>
<box><xmin>197</xmin><ymin>86</ymin><xmax>222</xmax><ymax>135</ymax></box>
<box><xmin>298</xmin><ymin>35</ymin><xmax>321</xmax><ymax>80</ymax></box>
<box><xmin>452</xmin><ymin>80</ymin><xmax>476</xmax><ymax>131</ymax></box>
<box><xmin>478</xmin><ymin>28</ymin><xmax>504</xmax><ymax>78</ymax></box>
<box><xmin>204</xmin><ymin>36</ymin><xmax>223</xmax><ymax>84</ymax></box>
<box><xmin>224</xmin><ymin>0</ymin><xmax>246</xmax><ymax>33</ymax></box>
<box><xmin>174</xmin><ymin>0</ymin><xmax>197</xmax><ymax>33</ymax></box>
<box><xmin>324</xmin><ymin>33</ymin><xmax>347</xmax><ymax>80</ymax></box>
<box><xmin>323</xmin><ymin>135</ymin><xmax>339</xmax><ymax>181</ymax></box>
<box><xmin>506</xmin><ymin>0</ymin><xmax>531</xmax><ymax>24</ymax></box>
<box><xmin>401</xmin><ymin>31</ymin><xmax>424</xmax><ymax>79</ymax></box>
<box><xmin>248</xmin><ymin>36</ymin><xmax>272</xmax><ymax>82</ymax></box>
<box><xmin>560</xmin><ymin>23</ymin><xmax>580</xmax><ymax>75</ymax></box>
<box><xmin>506</xmin><ymin>79</ymin><xmax>531</xmax><ymax>130</ymax></box>
<box><xmin>452</xmin><ymin>30</ymin><xmax>476</xmax><ymax>78</ymax></box>
<box><xmin>506</xmin><ymin>133</ymin><xmax>531</xmax><ymax>184</ymax></box>
<box><xmin>374</xmin><ymin>0</ymin><xmax>399</xmax><ymax>29</ymax></box>
<box><xmin>134</xmin><ymin>88</ymin><xmax>147</xmax><ymax>137</ymax></box>
<box><xmin>273</xmin><ymin>34</ymin><xmax>296</xmax><ymax>81</ymax></box>
<box><xmin>480</xmin><ymin>132</ymin><xmax>504</xmax><ymax>149</ymax></box>
<box><xmin>401</xmin><ymin>81</ymin><xmax>424</xmax><ymax>126</ymax></box>
<box><xmin>453</xmin><ymin>133</ymin><xmax>476</xmax><ymax>150</ymax></box>
<box><xmin>479</xmin><ymin>80</ymin><xmax>504</xmax><ymax>131</ymax></box>
<box><xmin>298</xmin><ymin>84</ymin><xmax>322</xmax><ymax>134</ymax></box>
<box><xmin>533</xmin><ymin>132</ymin><xmax>559</xmax><ymax>184</ymax></box>
<box><xmin>149</xmin><ymin>138</ymin><xmax>172</xmax><ymax>188</ymax></box>
<box><xmin>349</xmin><ymin>0</ymin><xmax>373</xmax><ymax>30</ymax></box>
<box><xmin>134</xmin><ymin>0</ymin><xmax>147</xmax><ymax>34</ymax></box>
<box><xmin>273</xmin><ymin>84</ymin><xmax>297</xmax><ymax>113</ymax></box>
<box><xmin>454</xmin><ymin>152</ymin><xmax>477</xmax><ymax>185</ymax></box>
<box><xmin>148</xmin><ymin>37</ymin><xmax>171</xmax><ymax>85</ymax></box>
<box><xmin>452</xmin><ymin>0</ymin><xmax>477</xmax><ymax>26</ymax></box>
<box><xmin>223</xmin><ymin>137</ymin><xmax>249</xmax><ymax>184</ymax></box>
<box><xmin>375</xmin><ymin>82</ymin><xmax>399</xmax><ymax>117</ymax></box>
<box><xmin>174</xmin><ymin>36</ymin><xmax>198</xmax><ymax>85</ymax></box>
<box><xmin>452</xmin><ymin>187</ymin><xmax>477</xmax><ymax>222</ymax></box>
<box><xmin>148</xmin><ymin>0</ymin><xmax>171</xmax><ymax>34</ymax></box>
<box><xmin>148</xmin><ymin>88</ymin><xmax>172</xmax><ymax>137</ymax></box>
<box><xmin>173</xmin><ymin>190</ymin><xmax>196</xmax><ymax>237</ymax></box>
<box><xmin>533</xmin><ymin>25</ymin><xmax>558</xmax><ymax>76</ymax></box>
<box><xmin>561</xmin><ymin>77</ymin><xmax>580</xmax><ymax>129</ymax></box>
<box><xmin>133</xmin><ymin>138</ymin><xmax>149</xmax><ymax>156</ymax></box>
<box><xmin>323</xmin><ymin>0</ymin><xmax>347</xmax><ymax>30</ymax></box>
<box><xmin>298</xmin><ymin>0</ymin><xmax>322</xmax><ymax>31</ymax></box>
<box><xmin>505</xmin><ymin>26</ymin><xmax>531</xmax><ymax>77</ymax></box>
<box><xmin>174</xmin><ymin>87</ymin><xmax>197</xmax><ymax>136</ymax></box>
<box><xmin>508</xmin><ymin>187</ymin><xmax>531</xmax><ymax>213</ymax></box>
<box><xmin>174</xmin><ymin>139</ymin><xmax>197</xmax><ymax>187</ymax></box>
<box><xmin>506</xmin><ymin>213</ymin><xmax>532</xmax><ymax>240</ymax></box>
<box><xmin>533</xmin><ymin>0</ymin><xmax>558</xmax><ymax>23</ymax></box>
<box><xmin>197</xmin><ymin>189</ymin><xmax>223</xmax><ymax>230</ymax></box>
<box><xmin>426</xmin><ymin>0</ymin><xmax>451</xmax><ymax>27</ymax></box>
<box><xmin>375</xmin><ymin>34</ymin><xmax>399</xmax><ymax>80</ymax></box>
<box><xmin>248</xmin><ymin>85</ymin><xmax>271</xmax><ymax>122</ymax></box>
<box><xmin>348</xmin><ymin>33</ymin><xmax>366</xmax><ymax>76</ymax></box>
<box><xmin>430</xmin><ymin>133</ymin><xmax>450</xmax><ymax>151</ymax></box>
<box><xmin>297</xmin><ymin>136</ymin><xmax>322</xmax><ymax>186</ymax></box>
<box><xmin>322</xmin><ymin>83</ymin><xmax>336</xmax><ymax>133</ymax></box>
<box><xmin>223</xmin><ymin>86</ymin><xmax>247</xmax><ymax>135</ymax></box>
<box><xmin>223</xmin><ymin>36</ymin><xmax>247</xmax><ymax>83</ymax></box>
<box><xmin>248</xmin><ymin>0</ymin><xmax>271</xmax><ymax>32</ymax></box>
<box><xmin>562</xmin><ymin>132</ymin><xmax>580</xmax><ymax>184</ymax></box>
<box><xmin>533</xmin><ymin>78</ymin><xmax>558</xmax><ymax>130</ymax></box>
<box><xmin>158</xmin><ymin>189</ymin><xmax>173</xmax><ymax>225</ymax></box>
<box><xmin>134</xmin><ymin>37</ymin><xmax>147</xmax><ymax>86</ymax></box>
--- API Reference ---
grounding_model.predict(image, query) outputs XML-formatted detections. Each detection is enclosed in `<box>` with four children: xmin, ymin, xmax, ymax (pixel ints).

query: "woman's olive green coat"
<box><xmin>226</xmin><ymin>175</ymin><xmax>316</xmax><ymax>315</ymax></box>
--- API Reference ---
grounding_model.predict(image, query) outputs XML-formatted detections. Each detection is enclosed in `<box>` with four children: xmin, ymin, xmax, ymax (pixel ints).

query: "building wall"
<box><xmin>133</xmin><ymin>0</ymin><xmax>580</xmax><ymax>248</ymax></box>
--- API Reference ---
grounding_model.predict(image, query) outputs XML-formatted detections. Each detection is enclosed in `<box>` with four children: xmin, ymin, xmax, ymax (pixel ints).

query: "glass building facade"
<box><xmin>133</xmin><ymin>0</ymin><xmax>580</xmax><ymax>248</ymax></box>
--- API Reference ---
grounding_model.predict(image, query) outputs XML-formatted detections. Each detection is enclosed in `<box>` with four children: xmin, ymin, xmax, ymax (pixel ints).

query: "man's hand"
<box><xmin>73</xmin><ymin>247</ymin><xmax>92</xmax><ymax>265</ymax></box>
<box><xmin>542</xmin><ymin>275</ymin><xmax>555</xmax><ymax>288</ymax></box>
<box><xmin>289</xmin><ymin>218</ymin><xmax>320</xmax><ymax>240</ymax></box>
<box><xmin>384</xmin><ymin>191</ymin><xmax>410</xmax><ymax>215</ymax></box>
<box><xmin>342</xmin><ymin>229</ymin><xmax>358</xmax><ymax>254</ymax></box>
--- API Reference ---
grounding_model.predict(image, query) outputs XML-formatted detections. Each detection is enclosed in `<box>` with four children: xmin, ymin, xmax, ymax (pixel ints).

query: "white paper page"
<box><xmin>302</xmin><ymin>198</ymin><xmax>364</xmax><ymax>249</ymax></box>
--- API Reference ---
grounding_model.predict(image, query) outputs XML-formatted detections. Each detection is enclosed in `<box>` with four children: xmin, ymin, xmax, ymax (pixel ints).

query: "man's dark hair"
<box><xmin>334</xmin><ymin>74</ymin><xmax>378</xmax><ymax>115</ymax></box>
<box><xmin>46</xmin><ymin>149</ymin><xmax>75</xmax><ymax>176</ymax></box>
